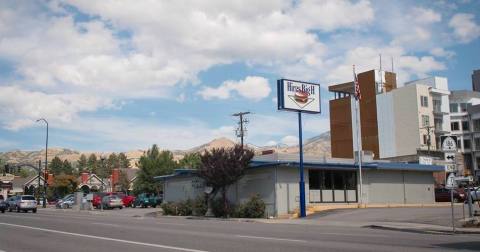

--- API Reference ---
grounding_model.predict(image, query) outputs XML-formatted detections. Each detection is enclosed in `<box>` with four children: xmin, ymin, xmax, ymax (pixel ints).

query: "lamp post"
<box><xmin>100</xmin><ymin>156</ymin><xmax>105</xmax><ymax>212</ymax></box>
<box><xmin>36</xmin><ymin>118</ymin><xmax>48</xmax><ymax>208</ymax></box>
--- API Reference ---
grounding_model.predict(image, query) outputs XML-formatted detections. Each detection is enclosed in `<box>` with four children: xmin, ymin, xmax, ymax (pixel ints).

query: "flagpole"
<box><xmin>353</xmin><ymin>65</ymin><xmax>364</xmax><ymax>205</ymax></box>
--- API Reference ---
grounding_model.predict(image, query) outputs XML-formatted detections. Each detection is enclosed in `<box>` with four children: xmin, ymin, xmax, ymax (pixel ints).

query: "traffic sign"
<box><xmin>445</xmin><ymin>153</ymin><xmax>455</xmax><ymax>162</ymax></box>
<box><xmin>446</xmin><ymin>173</ymin><xmax>456</xmax><ymax>189</ymax></box>
<box><xmin>441</xmin><ymin>136</ymin><xmax>457</xmax><ymax>151</ymax></box>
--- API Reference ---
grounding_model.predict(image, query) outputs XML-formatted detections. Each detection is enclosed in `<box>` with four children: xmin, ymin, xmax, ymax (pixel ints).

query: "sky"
<box><xmin>0</xmin><ymin>0</ymin><xmax>479</xmax><ymax>152</ymax></box>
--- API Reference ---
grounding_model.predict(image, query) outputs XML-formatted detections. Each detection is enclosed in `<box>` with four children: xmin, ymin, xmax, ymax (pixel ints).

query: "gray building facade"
<box><xmin>156</xmin><ymin>154</ymin><xmax>443</xmax><ymax>217</ymax></box>
<box><xmin>472</xmin><ymin>69</ymin><xmax>480</xmax><ymax>92</ymax></box>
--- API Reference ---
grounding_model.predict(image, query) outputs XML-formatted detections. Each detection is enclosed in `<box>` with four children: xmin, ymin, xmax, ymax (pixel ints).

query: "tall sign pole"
<box><xmin>353</xmin><ymin>65</ymin><xmax>363</xmax><ymax>204</ymax></box>
<box><xmin>298</xmin><ymin>111</ymin><xmax>306</xmax><ymax>217</ymax></box>
<box><xmin>278</xmin><ymin>79</ymin><xmax>321</xmax><ymax>218</ymax></box>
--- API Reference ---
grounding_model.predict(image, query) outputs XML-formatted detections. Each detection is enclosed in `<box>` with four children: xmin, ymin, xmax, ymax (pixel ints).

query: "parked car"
<box><xmin>56</xmin><ymin>194</ymin><xmax>75</xmax><ymax>209</ymax></box>
<box><xmin>102</xmin><ymin>195</ymin><xmax>123</xmax><ymax>209</ymax></box>
<box><xmin>133</xmin><ymin>193</ymin><xmax>160</xmax><ymax>208</ymax></box>
<box><xmin>435</xmin><ymin>188</ymin><xmax>465</xmax><ymax>202</ymax></box>
<box><xmin>8</xmin><ymin>195</ymin><xmax>37</xmax><ymax>213</ymax></box>
<box><xmin>119</xmin><ymin>194</ymin><xmax>135</xmax><ymax>207</ymax></box>
<box><xmin>0</xmin><ymin>195</ymin><xmax>6</xmax><ymax>213</ymax></box>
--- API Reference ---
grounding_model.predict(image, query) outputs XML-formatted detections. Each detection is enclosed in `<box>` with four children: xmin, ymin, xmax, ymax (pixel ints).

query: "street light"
<box><xmin>100</xmin><ymin>156</ymin><xmax>105</xmax><ymax>212</ymax></box>
<box><xmin>36</xmin><ymin>118</ymin><xmax>48</xmax><ymax>208</ymax></box>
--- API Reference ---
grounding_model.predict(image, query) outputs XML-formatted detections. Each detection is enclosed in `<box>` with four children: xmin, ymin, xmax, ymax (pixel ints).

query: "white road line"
<box><xmin>319</xmin><ymin>232</ymin><xmax>388</xmax><ymax>238</ymax></box>
<box><xmin>236</xmin><ymin>235</ymin><xmax>306</xmax><ymax>243</ymax></box>
<box><xmin>91</xmin><ymin>222</ymin><xmax>121</xmax><ymax>227</ymax></box>
<box><xmin>0</xmin><ymin>222</ymin><xmax>208</xmax><ymax>252</ymax></box>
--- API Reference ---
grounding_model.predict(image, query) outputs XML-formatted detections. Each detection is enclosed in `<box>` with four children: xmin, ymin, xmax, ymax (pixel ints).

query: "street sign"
<box><xmin>277</xmin><ymin>79</ymin><xmax>321</xmax><ymax>114</ymax></box>
<box><xmin>446</xmin><ymin>173</ymin><xmax>456</xmax><ymax>189</ymax></box>
<box><xmin>444</xmin><ymin>153</ymin><xmax>455</xmax><ymax>162</ymax></box>
<box><xmin>441</xmin><ymin>136</ymin><xmax>457</xmax><ymax>151</ymax></box>
<box><xmin>445</xmin><ymin>164</ymin><xmax>456</xmax><ymax>173</ymax></box>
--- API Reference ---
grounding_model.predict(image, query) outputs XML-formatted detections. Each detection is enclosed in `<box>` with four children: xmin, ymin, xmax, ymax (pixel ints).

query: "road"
<box><xmin>0</xmin><ymin>209</ymin><xmax>479</xmax><ymax>252</ymax></box>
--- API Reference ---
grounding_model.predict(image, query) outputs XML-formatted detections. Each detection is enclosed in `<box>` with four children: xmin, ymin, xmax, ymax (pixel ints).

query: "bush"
<box><xmin>192</xmin><ymin>195</ymin><xmax>207</xmax><ymax>216</ymax></box>
<box><xmin>161</xmin><ymin>202</ymin><xmax>177</xmax><ymax>215</ymax></box>
<box><xmin>211</xmin><ymin>197</ymin><xmax>235</xmax><ymax>218</ymax></box>
<box><xmin>176</xmin><ymin>199</ymin><xmax>193</xmax><ymax>216</ymax></box>
<box><xmin>234</xmin><ymin>194</ymin><xmax>266</xmax><ymax>218</ymax></box>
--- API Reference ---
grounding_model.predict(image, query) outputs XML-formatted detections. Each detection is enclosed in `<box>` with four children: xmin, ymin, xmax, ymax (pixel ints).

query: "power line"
<box><xmin>232</xmin><ymin>112</ymin><xmax>251</xmax><ymax>148</ymax></box>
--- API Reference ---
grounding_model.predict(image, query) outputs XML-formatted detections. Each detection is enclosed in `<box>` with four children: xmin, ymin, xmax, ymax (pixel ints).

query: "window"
<box><xmin>460</xmin><ymin>103</ymin><xmax>471</xmax><ymax>112</ymax></box>
<box><xmin>434</xmin><ymin>119</ymin><xmax>442</xmax><ymax>131</ymax></box>
<box><xmin>450</xmin><ymin>103</ymin><xmax>458</xmax><ymax>113</ymax></box>
<box><xmin>333</xmin><ymin>172</ymin><xmax>344</xmax><ymax>190</ymax></box>
<box><xmin>462</xmin><ymin>121</ymin><xmax>470</xmax><ymax>131</ymax></box>
<box><xmin>433</xmin><ymin>99</ymin><xmax>441</xmax><ymax>113</ymax></box>
<box><xmin>420</xmin><ymin>96</ymin><xmax>428</xmax><ymax>107</ymax></box>
<box><xmin>451</xmin><ymin>121</ymin><xmax>460</xmax><ymax>131</ymax></box>
<box><xmin>423</xmin><ymin>134</ymin><xmax>430</xmax><ymax>145</ymax></box>
<box><xmin>322</xmin><ymin>171</ymin><xmax>332</xmax><ymax>190</ymax></box>
<box><xmin>476</xmin><ymin>157</ymin><xmax>480</xmax><ymax>170</ymax></box>
<box><xmin>309</xmin><ymin>170</ymin><xmax>320</xmax><ymax>190</ymax></box>
<box><xmin>422</xmin><ymin>115</ymin><xmax>430</xmax><ymax>127</ymax></box>
<box><xmin>475</xmin><ymin>138</ymin><xmax>480</xmax><ymax>150</ymax></box>
<box><xmin>464</xmin><ymin>139</ymin><xmax>471</xmax><ymax>149</ymax></box>
<box><xmin>345</xmin><ymin>172</ymin><xmax>356</xmax><ymax>190</ymax></box>
<box><xmin>457</xmin><ymin>139</ymin><xmax>462</xmax><ymax>149</ymax></box>
<box><xmin>474</xmin><ymin>119</ymin><xmax>480</xmax><ymax>131</ymax></box>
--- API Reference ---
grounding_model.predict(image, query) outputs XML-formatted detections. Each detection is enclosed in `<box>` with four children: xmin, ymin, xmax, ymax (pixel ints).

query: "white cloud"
<box><xmin>449</xmin><ymin>13</ymin><xmax>480</xmax><ymax>43</ymax></box>
<box><xmin>411</xmin><ymin>7</ymin><xmax>442</xmax><ymax>24</ymax></box>
<box><xmin>281</xmin><ymin>135</ymin><xmax>299</xmax><ymax>146</ymax></box>
<box><xmin>199</xmin><ymin>76</ymin><xmax>271</xmax><ymax>101</ymax></box>
<box><xmin>430</xmin><ymin>47</ymin><xmax>456</xmax><ymax>58</ymax></box>
<box><xmin>265</xmin><ymin>140</ymin><xmax>277</xmax><ymax>146</ymax></box>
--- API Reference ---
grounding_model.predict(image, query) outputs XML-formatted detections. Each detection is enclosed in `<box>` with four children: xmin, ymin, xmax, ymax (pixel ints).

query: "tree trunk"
<box><xmin>222</xmin><ymin>187</ymin><xmax>227</xmax><ymax>218</ymax></box>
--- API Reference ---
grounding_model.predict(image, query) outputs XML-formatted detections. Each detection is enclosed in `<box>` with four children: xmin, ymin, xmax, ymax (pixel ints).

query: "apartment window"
<box><xmin>420</xmin><ymin>96</ymin><xmax>429</xmax><ymax>107</ymax></box>
<box><xmin>450</xmin><ymin>103</ymin><xmax>458</xmax><ymax>113</ymax></box>
<box><xmin>460</xmin><ymin>103</ymin><xmax>471</xmax><ymax>112</ymax></box>
<box><xmin>423</xmin><ymin>135</ymin><xmax>429</xmax><ymax>145</ymax></box>
<box><xmin>458</xmin><ymin>139</ymin><xmax>462</xmax><ymax>149</ymax></box>
<box><xmin>433</xmin><ymin>99</ymin><xmax>441</xmax><ymax>113</ymax></box>
<box><xmin>462</xmin><ymin>121</ymin><xmax>470</xmax><ymax>131</ymax></box>
<box><xmin>474</xmin><ymin>119</ymin><xmax>480</xmax><ymax>131</ymax></box>
<box><xmin>422</xmin><ymin>115</ymin><xmax>430</xmax><ymax>127</ymax></box>
<box><xmin>464</xmin><ymin>139</ymin><xmax>471</xmax><ymax>149</ymax></box>
<box><xmin>475</xmin><ymin>138</ymin><xmax>480</xmax><ymax>150</ymax></box>
<box><xmin>477</xmin><ymin>157</ymin><xmax>480</xmax><ymax>170</ymax></box>
<box><xmin>451</xmin><ymin>121</ymin><xmax>460</xmax><ymax>131</ymax></box>
<box><xmin>434</xmin><ymin>119</ymin><xmax>442</xmax><ymax>131</ymax></box>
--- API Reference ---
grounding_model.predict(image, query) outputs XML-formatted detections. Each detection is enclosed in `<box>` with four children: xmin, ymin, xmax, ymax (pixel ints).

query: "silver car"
<box><xmin>9</xmin><ymin>195</ymin><xmax>37</xmax><ymax>213</ymax></box>
<box><xmin>102</xmin><ymin>195</ymin><xmax>123</xmax><ymax>209</ymax></box>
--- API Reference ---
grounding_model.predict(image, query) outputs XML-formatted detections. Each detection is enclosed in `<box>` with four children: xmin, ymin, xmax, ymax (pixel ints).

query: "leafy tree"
<box><xmin>198</xmin><ymin>145</ymin><xmax>254</xmax><ymax>217</ymax></box>
<box><xmin>51</xmin><ymin>174</ymin><xmax>77</xmax><ymax>198</ymax></box>
<box><xmin>18</xmin><ymin>168</ymin><xmax>35</xmax><ymax>178</ymax></box>
<box><xmin>97</xmin><ymin>156</ymin><xmax>109</xmax><ymax>179</ymax></box>
<box><xmin>62</xmin><ymin>159</ymin><xmax>73</xmax><ymax>175</ymax></box>
<box><xmin>87</xmin><ymin>154</ymin><xmax>98</xmax><ymax>174</ymax></box>
<box><xmin>118</xmin><ymin>152</ymin><xmax>130</xmax><ymax>168</ymax></box>
<box><xmin>77</xmin><ymin>154</ymin><xmax>87</xmax><ymax>173</ymax></box>
<box><xmin>133</xmin><ymin>145</ymin><xmax>176</xmax><ymax>195</ymax></box>
<box><xmin>178</xmin><ymin>153</ymin><xmax>201</xmax><ymax>169</ymax></box>
<box><xmin>107</xmin><ymin>153</ymin><xmax>119</xmax><ymax>174</ymax></box>
<box><xmin>49</xmin><ymin>156</ymin><xmax>64</xmax><ymax>175</ymax></box>
<box><xmin>117</xmin><ymin>170</ymin><xmax>131</xmax><ymax>193</ymax></box>
<box><xmin>0</xmin><ymin>158</ymin><xmax>5</xmax><ymax>174</ymax></box>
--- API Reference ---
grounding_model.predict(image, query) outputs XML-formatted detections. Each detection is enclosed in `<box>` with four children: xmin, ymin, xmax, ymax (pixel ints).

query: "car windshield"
<box><xmin>22</xmin><ymin>196</ymin><xmax>36</xmax><ymax>201</ymax></box>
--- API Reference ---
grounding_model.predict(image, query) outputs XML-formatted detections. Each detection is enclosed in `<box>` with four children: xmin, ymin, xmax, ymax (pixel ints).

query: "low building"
<box><xmin>155</xmin><ymin>153</ymin><xmax>443</xmax><ymax>217</ymax></box>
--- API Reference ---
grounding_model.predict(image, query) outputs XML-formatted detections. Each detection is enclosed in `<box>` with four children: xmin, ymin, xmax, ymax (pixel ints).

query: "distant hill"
<box><xmin>0</xmin><ymin>132</ymin><xmax>331</xmax><ymax>166</ymax></box>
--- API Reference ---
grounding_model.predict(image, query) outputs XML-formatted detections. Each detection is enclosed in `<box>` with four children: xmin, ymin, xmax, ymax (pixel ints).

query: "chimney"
<box><xmin>47</xmin><ymin>173</ymin><xmax>54</xmax><ymax>186</ymax></box>
<box><xmin>112</xmin><ymin>168</ymin><xmax>120</xmax><ymax>191</ymax></box>
<box><xmin>81</xmin><ymin>172</ymin><xmax>89</xmax><ymax>184</ymax></box>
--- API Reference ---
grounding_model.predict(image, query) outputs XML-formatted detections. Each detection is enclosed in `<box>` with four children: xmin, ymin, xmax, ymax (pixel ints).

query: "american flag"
<box><xmin>353</xmin><ymin>65</ymin><xmax>361</xmax><ymax>100</ymax></box>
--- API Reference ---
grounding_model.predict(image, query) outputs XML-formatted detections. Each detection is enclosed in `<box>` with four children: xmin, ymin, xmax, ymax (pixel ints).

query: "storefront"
<box><xmin>309</xmin><ymin>170</ymin><xmax>357</xmax><ymax>203</ymax></box>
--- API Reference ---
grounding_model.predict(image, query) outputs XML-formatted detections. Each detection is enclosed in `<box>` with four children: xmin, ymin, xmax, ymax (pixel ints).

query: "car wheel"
<box><xmin>153</xmin><ymin>204</ymin><xmax>157</xmax><ymax>208</ymax></box>
<box><xmin>32</xmin><ymin>209</ymin><xmax>37</xmax><ymax>213</ymax></box>
<box><xmin>119</xmin><ymin>206</ymin><xmax>123</xmax><ymax>209</ymax></box>
<box><xmin>453</xmin><ymin>198</ymin><xmax>459</xmax><ymax>203</ymax></box>
<box><xmin>16</xmin><ymin>206</ymin><xmax>20</xmax><ymax>213</ymax></box>
<box><xmin>8</xmin><ymin>206</ymin><xmax>12</xmax><ymax>212</ymax></box>
<box><xmin>132</xmin><ymin>203</ymin><xmax>136</xmax><ymax>208</ymax></box>
<box><xmin>1</xmin><ymin>209</ymin><xmax>4</xmax><ymax>213</ymax></box>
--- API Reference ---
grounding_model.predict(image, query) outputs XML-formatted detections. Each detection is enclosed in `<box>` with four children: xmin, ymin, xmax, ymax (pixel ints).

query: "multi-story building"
<box><xmin>449</xmin><ymin>90</ymin><xmax>480</xmax><ymax>175</ymax></box>
<box><xmin>472</xmin><ymin>69</ymin><xmax>480</xmax><ymax>92</ymax></box>
<box><xmin>329</xmin><ymin>69</ymin><xmax>397</xmax><ymax>159</ymax></box>
<box><xmin>467</xmin><ymin>104</ymin><xmax>480</xmax><ymax>179</ymax></box>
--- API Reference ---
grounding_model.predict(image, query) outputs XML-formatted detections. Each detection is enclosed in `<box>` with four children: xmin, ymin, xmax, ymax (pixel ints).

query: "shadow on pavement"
<box><xmin>434</xmin><ymin>241</ymin><xmax>480</xmax><ymax>251</ymax></box>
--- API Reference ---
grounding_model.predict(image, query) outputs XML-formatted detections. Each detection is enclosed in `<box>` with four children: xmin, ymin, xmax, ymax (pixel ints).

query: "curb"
<box><xmin>366</xmin><ymin>224</ymin><xmax>480</xmax><ymax>235</ymax></box>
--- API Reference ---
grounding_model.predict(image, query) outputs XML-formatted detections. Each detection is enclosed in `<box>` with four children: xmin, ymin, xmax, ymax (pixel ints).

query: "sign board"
<box><xmin>441</xmin><ymin>136</ymin><xmax>457</xmax><ymax>152</ymax></box>
<box><xmin>444</xmin><ymin>153</ymin><xmax>455</xmax><ymax>162</ymax></box>
<box><xmin>445</xmin><ymin>164</ymin><xmax>456</xmax><ymax>173</ymax></box>
<box><xmin>277</xmin><ymin>79</ymin><xmax>321</xmax><ymax>113</ymax></box>
<box><xmin>446</xmin><ymin>173</ymin><xmax>456</xmax><ymax>189</ymax></box>
<box><xmin>419</xmin><ymin>156</ymin><xmax>433</xmax><ymax>165</ymax></box>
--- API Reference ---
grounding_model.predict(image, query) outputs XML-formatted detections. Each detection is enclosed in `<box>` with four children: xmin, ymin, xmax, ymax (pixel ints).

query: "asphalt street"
<box><xmin>0</xmin><ymin>209</ymin><xmax>479</xmax><ymax>252</ymax></box>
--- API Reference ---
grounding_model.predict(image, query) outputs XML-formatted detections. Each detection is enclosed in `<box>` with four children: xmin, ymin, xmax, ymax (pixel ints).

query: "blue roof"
<box><xmin>154</xmin><ymin>161</ymin><xmax>444</xmax><ymax>181</ymax></box>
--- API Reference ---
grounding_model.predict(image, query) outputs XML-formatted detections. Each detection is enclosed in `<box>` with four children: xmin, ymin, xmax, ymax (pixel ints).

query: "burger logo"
<box><xmin>287</xmin><ymin>81</ymin><xmax>315</xmax><ymax>108</ymax></box>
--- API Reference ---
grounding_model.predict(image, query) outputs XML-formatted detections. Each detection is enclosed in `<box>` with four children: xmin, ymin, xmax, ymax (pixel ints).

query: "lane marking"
<box><xmin>0</xmin><ymin>222</ymin><xmax>208</xmax><ymax>252</ymax></box>
<box><xmin>92</xmin><ymin>222</ymin><xmax>121</xmax><ymax>227</ymax></box>
<box><xmin>319</xmin><ymin>232</ymin><xmax>389</xmax><ymax>238</ymax></box>
<box><xmin>236</xmin><ymin>235</ymin><xmax>306</xmax><ymax>243</ymax></box>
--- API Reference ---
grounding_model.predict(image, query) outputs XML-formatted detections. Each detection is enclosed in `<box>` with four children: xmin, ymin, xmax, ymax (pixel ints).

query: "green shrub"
<box><xmin>161</xmin><ymin>202</ymin><xmax>177</xmax><ymax>215</ymax></box>
<box><xmin>176</xmin><ymin>199</ymin><xmax>193</xmax><ymax>216</ymax></box>
<box><xmin>211</xmin><ymin>197</ymin><xmax>235</xmax><ymax>218</ymax></box>
<box><xmin>192</xmin><ymin>195</ymin><xmax>208</xmax><ymax>216</ymax></box>
<box><xmin>235</xmin><ymin>194</ymin><xmax>266</xmax><ymax>218</ymax></box>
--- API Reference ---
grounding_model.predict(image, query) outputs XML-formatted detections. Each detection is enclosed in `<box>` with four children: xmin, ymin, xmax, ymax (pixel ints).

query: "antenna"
<box><xmin>378</xmin><ymin>54</ymin><xmax>384</xmax><ymax>93</ymax></box>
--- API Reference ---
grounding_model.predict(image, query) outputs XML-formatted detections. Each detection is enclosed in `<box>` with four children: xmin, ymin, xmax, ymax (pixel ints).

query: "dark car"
<box><xmin>435</xmin><ymin>188</ymin><xmax>465</xmax><ymax>202</ymax></box>
<box><xmin>0</xmin><ymin>195</ymin><xmax>6</xmax><ymax>213</ymax></box>
<box><xmin>132</xmin><ymin>193</ymin><xmax>160</xmax><ymax>208</ymax></box>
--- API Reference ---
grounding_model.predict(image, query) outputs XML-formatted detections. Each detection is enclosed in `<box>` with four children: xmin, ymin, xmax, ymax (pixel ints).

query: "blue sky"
<box><xmin>0</xmin><ymin>0</ymin><xmax>479</xmax><ymax>152</ymax></box>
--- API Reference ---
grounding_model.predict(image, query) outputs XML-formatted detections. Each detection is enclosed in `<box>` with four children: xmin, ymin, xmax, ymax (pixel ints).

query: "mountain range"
<box><xmin>0</xmin><ymin>131</ymin><xmax>331</xmax><ymax>168</ymax></box>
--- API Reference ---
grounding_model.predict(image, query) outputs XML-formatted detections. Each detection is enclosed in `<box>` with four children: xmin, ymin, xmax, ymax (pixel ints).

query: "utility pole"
<box><xmin>232</xmin><ymin>112</ymin><xmax>250</xmax><ymax>148</ymax></box>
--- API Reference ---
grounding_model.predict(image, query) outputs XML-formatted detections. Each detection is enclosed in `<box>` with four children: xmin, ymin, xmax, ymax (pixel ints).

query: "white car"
<box><xmin>9</xmin><ymin>195</ymin><xmax>37</xmax><ymax>213</ymax></box>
